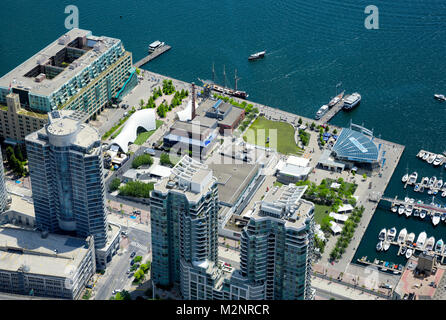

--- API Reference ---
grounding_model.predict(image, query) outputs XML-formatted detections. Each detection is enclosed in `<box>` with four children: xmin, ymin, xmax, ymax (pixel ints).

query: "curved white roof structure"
<box><xmin>177</xmin><ymin>99</ymin><xmax>197</xmax><ymax>122</ymax></box>
<box><xmin>111</xmin><ymin>109</ymin><xmax>156</xmax><ymax>153</ymax></box>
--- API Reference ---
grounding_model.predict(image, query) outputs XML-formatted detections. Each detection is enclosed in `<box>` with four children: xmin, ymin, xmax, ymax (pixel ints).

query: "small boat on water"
<box><xmin>378</xmin><ymin>228</ymin><xmax>387</xmax><ymax>241</ymax></box>
<box><xmin>435</xmin><ymin>239</ymin><xmax>444</xmax><ymax>253</ymax></box>
<box><xmin>414</xmin><ymin>184</ymin><xmax>420</xmax><ymax>192</ymax></box>
<box><xmin>432</xmin><ymin>212</ymin><xmax>441</xmax><ymax>226</ymax></box>
<box><xmin>248</xmin><ymin>51</ymin><xmax>266</xmax><ymax>61</ymax></box>
<box><xmin>417</xmin><ymin>231</ymin><xmax>427</xmax><ymax>248</ymax></box>
<box><xmin>387</xmin><ymin>227</ymin><xmax>397</xmax><ymax>242</ymax></box>
<box><xmin>413</xmin><ymin>209</ymin><xmax>420</xmax><ymax>217</ymax></box>
<box><xmin>406</xmin><ymin>232</ymin><xmax>415</xmax><ymax>244</ymax></box>
<box><xmin>417</xmin><ymin>151</ymin><xmax>425</xmax><ymax>158</ymax></box>
<box><xmin>376</xmin><ymin>241</ymin><xmax>383</xmax><ymax>252</ymax></box>
<box><xmin>405</xmin><ymin>205</ymin><xmax>413</xmax><ymax>217</ymax></box>
<box><xmin>434</xmin><ymin>155</ymin><xmax>444</xmax><ymax>166</ymax></box>
<box><xmin>391</xmin><ymin>205</ymin><xmax>398</xmax><ymax>213</ymax></box>
<box><xmin>328</xmin><ymin>91</ymin><xmax>345</xmax><ymax>108</ymax></box>
<box><xmin>436</xmin><ymin>179</ymin><xmax>444</xmax><ymax>189</ymax></box>
<box><xmin>406</xmin><ymin>248</ymin><xmax>413</xmax><ymax>259</ymax></box>
<box><xmin>400</xmin><ymin>246</ymin><xmax>407</xmax><ymax>255</ymax></box>
<box><xmin>420</xmin><ymin>210</ymin><xmax>427</xmax><ymax>219</ymax></box>
<box><xmin>408</xmin><ymin>172</ymin><xmax>418</xmax><ymax>184</ymax></box>
<box><xmin>423</xmin><ymin>153</ymin><xmax>430</xmax><ymax>161</ymax></box>
<box><xmin>383</xmin><ymin>241</ymin><xmax>391</xmax><ymax>251</ymax></box>
<box><xmin>425</xmin><ymin>236</ymin><xmax>435</xmax><ymax>251</ymax></box>
<box><xmin>402</xmin><ymin>173</ymin><xmax>409</xmax><ymax>183</ymax></box>
<box><xmin>421</xmin><ymin>177</ymin><xmax>429</xmax><ymax>186</ymax></box>
<box><xmin>398</xmin><ymin>228</ymin><xmax>407</xmax><ymax>243</ymax></box>
<box><xmin>434</xmin><ymin>94</ymin><xmax>446</xmax><ymax>101</ymax></box>
<box><xmin>398</xmin><ymin>205</ymin><xmax>405</xmax><ymax>215</ymax></box>
<box><xmin>442</xmin><ymin>190</ymin><xmax>446</xmax><ymax>198</ymax></box>
<box><xmin>428</xmin><ymin>154</ymin><xmax>436</xmax><ymax>164</ymax></box>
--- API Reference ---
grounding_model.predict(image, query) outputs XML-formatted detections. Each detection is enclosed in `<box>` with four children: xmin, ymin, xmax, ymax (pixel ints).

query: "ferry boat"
<box><xmin>315</xmin><ymin>105</ymin><xmax>329</xmax><ymax>120</ymax></box>
<box><xmin>435</xmin><ymin>239</ymin><xmax>444</xmax><ymax>253</ymax></box>
<box><xmin>416</xmin><ymin>231</ymin><xmax>427</xmax><ymax>248</ymax></box>
<box><xmin>342</xmin><ymin>93</ymin><xmax>361</xmax><ymax>110</ymax></box>
<box><xmin>434</xmin><ymin>94</ymin><xmax>446</xmax><ymax>101</ymax></box>
<box><xmin>405</xmin><ymin>248</ymin><xmax>413</xmax><ymax>259</ymax></box>
<box><xmin>426</xmin><ymin>236</ymin><xmax>435</xmax><ymax>251</ymax></box>
<box><xmin>148</xmin><ymin>40</ymin><xmax>165</xmax><ymax>53</ymax></box>
<box><xmin>328</xmin><ymin>91</ymin><xmax>345</xmax><ymax>108</ymax></box>
<box><xmin>248</xmin><ymin>51</ymin><xmax>266</xmax><ymax>61</ymax></box>
<box><xmin>398</xmin><ymin>228</ymin><xmax>407</xmax><ymax>243</ymax></box>
<box><xmin>376</xmin><ymin>241</ymin><xmax>383</xmax><ymax>252</ymax></box>
<box><xmin>378</xmin><ymin>228</ymin><xmax>387</xmax><ymax>241</ymax></box>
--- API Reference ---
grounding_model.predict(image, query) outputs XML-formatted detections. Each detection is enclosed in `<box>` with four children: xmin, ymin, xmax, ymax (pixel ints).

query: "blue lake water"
<box><xmin>1</xmin><ymin>0</ymin><xmax>446</xmax><ymax>265</ymax></box>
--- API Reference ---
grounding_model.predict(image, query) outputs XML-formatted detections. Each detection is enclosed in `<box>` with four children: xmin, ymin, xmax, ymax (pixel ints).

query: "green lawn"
<box><xmin>314</xmin><ymin>204</ymin><xmax>332</xmax><ymax>225</ymax></box>
<box><xmin>243</xmin><ymin>117</ymin><xmax>303</xmax><ymax>155</ymax></box>
<box><xmin>134</xmin><ymin>120</ymin><xmax>164</xmax><ymax>145</ymax></box>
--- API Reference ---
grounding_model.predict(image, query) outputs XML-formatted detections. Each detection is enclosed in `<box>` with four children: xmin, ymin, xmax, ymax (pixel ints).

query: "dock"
<box><xmin>382</xmin><ymin>196</ymin><xmax>446</xmax><ymax>215</ymax></box>
<box><xmin>134</xmin><ymin>45</ymin><xmax>171</xmax><ymax>68</ymax></box>
<box><xmin>320</xmin><ymin>98</ymin><xmax>344</xmax><ymax>123</ymax></box>
<box><xmin>416</xmin><ymin>149</ymin><xmax>446</xmax><ymax>167</ymax></box>
<box><xmin>356</xmin><ymin>257</ymin><xmax>403</xmax><ymax>275</ymax></box>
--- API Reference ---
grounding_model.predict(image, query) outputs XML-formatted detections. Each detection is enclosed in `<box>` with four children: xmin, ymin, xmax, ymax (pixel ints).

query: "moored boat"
<box><xmin>416</xmin><ymin>231</ymin><xmax>427</xmax><ymax>248</ymax></box>
<box><xmin>398</xmin><ymin>205</ymin><xmax>405</xmax><ymax>215</ymax></box>
<box><xmin>376</xmin><ymin>241</ymin><xmax>383</xmax><ymax>252</ymax></box>
<box><xmin>402</xmin><ymin>174</ymin><xmax>408</xmax><ymax>183</ymax></box>
<box><xmin>406</xmin><ymin>232</ymin><xmax>415</xmax><ymax>244</ymax></box>
<box><xmin>405</xmin><ymin>248</ymin><xmax>413</xmax><ymax>259</ymax></box>
<box><xmin>378</xmin><ymin>228</ymin><xmax>386</xmax><ymax>241</ymax></box>
<box><xmin>432</xmin><ymin>212</ymin><xmax>441</xmax><ymax>226</ymax></box>
<box><xmin>383</xmin><ymin>241</ymin><xmax>391</xmax><ymax>251</ymax></box>
<box><xmin>435</xmin><ymin>239</ymin><xmax>444</xmax><ymax>253</ymax></box>
<box><xmin>342</xmin><ymin>93</ymin><xmax>361</xmax><ymax>110</ymax></box>
<box><xmin>425</xmin><ymin>236</ymin><xmax>435</xmax><ymax>251</ymax></box>
<box><xmin>397</xmin><ymin>228</ymin><xmax>407</xmax><ymax>243</ymax></box>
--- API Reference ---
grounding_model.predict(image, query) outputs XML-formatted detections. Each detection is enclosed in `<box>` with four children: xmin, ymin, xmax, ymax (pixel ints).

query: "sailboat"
<box><xmin>200</xmin><ymin>65</ymin><xmax>248</xmax><ymax>99</ymax></box>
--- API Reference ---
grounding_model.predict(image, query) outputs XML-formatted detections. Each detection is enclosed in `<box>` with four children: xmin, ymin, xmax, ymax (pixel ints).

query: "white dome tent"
<box><xmin>111</xmin><ymin>109</ymin><xmax>156</xmax><ymax>153</ymax></box>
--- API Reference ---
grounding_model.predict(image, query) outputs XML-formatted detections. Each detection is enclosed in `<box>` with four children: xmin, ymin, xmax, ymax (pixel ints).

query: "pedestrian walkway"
<box><xmin>312</xmin><ymin>276</ymin><xmax>385</xmax><ymax>300</ymax></box>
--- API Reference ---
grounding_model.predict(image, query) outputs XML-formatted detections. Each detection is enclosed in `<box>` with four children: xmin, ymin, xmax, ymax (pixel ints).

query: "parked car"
<box><xmin>144</xmin><ymin>148</ymin><xmax>156</xmax><ymax>156</ymax></box>
<box><xmin>130</xmin><ymin>251</ymin><xmax>136</xmax><ymax>258</ymax></box>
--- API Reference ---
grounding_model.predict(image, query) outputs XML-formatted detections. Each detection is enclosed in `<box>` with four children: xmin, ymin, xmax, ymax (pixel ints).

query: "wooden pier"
<box><xmin>356</xmin><ymin>257</ymin><xmax>403</xmax><ymax>274</ymax></box>
<box><xmin>320</xmin><ymin>98</ymin><xmax>344</xmax><ymax>123</ymax></box>
<box><xmin>134</xmin><ymin>45</ymin><xmax>171</xmax><ymax>68</ymax></box>
<box><xmin>382</xmin><ymin>196</ymin><xmax>446</xmax><ymax>215</ymax></box>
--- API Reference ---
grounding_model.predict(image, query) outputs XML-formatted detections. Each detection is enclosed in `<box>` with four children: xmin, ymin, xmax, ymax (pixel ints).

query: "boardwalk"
<box><xmin>134</xmin><ymin>45</ymin><xmax>171</xmax><ymax>68</ymax></box>
<box><xmin>319</xmin><ymin>98</ymin><xmax>345</xmax><ymax>123</ymax></box>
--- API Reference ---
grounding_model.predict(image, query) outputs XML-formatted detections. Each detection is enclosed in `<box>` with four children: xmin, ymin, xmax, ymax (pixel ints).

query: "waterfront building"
<box><xmin>0</xmin><ymin>28</ymin><xmax>135</xmax><ymax>143</ymax></box>
<box><xmin>25</xmin><ymin>110</ymin><xmax>119</xmax><ymax>269</ymax></box>
<box><xmin>239</xmin><ymin>184</ymin><xmax>315</xmax><ymax>300</ymax></box>
<box><xmin>0</xmin><ymin>226</ymin><xmax>95</xmax><ymax>299</ymax></box>
<box><xmin>0</xmin><ymin>151</ymin><xmax>8</xmax><ymax>213</ymax></box>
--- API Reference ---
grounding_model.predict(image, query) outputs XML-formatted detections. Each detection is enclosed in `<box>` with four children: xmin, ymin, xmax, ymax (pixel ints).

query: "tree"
<box><xmin>109</xmin><ymin>178</ymin><xmax>121</xmax><ymax>192</ymax></box>
<box><xmin>160</xmin><ymin>153</ymin><xmax>173</xmax><ymax>167</ymax></box>
<box><xmin>132</xmin><ymin>154</ymin><xmax>153</xmax><ymax>169</ymax></box>
<box><xmin>298</xmin><ymin>117</ymin><xmax>303</xmax><ymax>125</ymax></box>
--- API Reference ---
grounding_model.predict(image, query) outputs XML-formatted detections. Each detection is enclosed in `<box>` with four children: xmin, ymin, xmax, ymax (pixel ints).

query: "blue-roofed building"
<box><xmin>331</xmin><ymin>123</ymin><xmax>380</xmax><ymax>168</ymax></box>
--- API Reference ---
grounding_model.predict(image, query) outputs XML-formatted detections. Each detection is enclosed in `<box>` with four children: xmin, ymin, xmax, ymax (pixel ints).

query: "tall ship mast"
<box><xmin>199</xmin><ymin>65</ymin><xmax>248</xmax><ymax>99</ymax></box>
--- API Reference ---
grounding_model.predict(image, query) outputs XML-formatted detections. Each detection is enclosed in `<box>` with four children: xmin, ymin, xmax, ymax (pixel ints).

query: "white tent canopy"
<box><xmin>177</xmin><ymin>99</ymin><xmax>197</xmax><ymax>122</ymax></box>
<box><xmin>111</xmin><ymin>109</ymin><xmax>156</xmax><ymax>153</ymax></box>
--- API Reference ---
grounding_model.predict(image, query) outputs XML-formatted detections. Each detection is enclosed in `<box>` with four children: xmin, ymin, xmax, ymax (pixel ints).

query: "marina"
<box><xmin>416</xmin><ymin>149</ymin><xmax>446</xmax><ymax>168</ymax></box>
<box><xmin>401</xmin><ymin>171</ymin><xmax>446</xmax><ymax>197</ymax></box>
<box><xmin>134</xmin><ymin>42</ymin><xmax>171</xmax><ymax>68</ymax></box>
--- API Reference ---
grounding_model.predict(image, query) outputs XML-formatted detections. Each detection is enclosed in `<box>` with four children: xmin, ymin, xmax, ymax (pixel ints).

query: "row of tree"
<box><xmin>118</xmin><ymin>181</ymin><xmax>154</xmax><ymax>198</ymax></box>
<box><xmin>5</xmin><ymin>145</ymin><xmax>27</xmax><ymax>177</ymax></box>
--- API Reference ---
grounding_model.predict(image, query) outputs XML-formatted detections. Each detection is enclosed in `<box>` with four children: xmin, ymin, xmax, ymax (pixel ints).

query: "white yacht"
<box><xmin>435</xmin><ymin>239</ymin><xmax>444</xmax><ymax>253</ymax></box>
<box><xmin>405</xmin><ymin>205</ymin><xmax>413</xmax><ymax>217</ymax></box>
<box><xmin>428</xmin><ymin>154</ymin><xmax>436</xmax><ymax>164</ymax></box>
<box><xmin>423</xmin><ymin>153</ymin><xmax>430</xmax><ymax>161</ymax></box>
<box><xmin>391</xmin><ymin>205</ymin><xmax>398</xmax><ymax>213</ymax></box>
<box><xmin>421</xmin><ymin>177</ymin><xmax>429</xmax><ymax>186</ymax></box>
<box><xmin>442</xmin><ymin>190</ymin><xmax>446</xmax><ymax>198</ymax></box>
<box><xmin>429</xmin><ymin>176</ymin><xmax>437</xmax><ymax>187</ymax></box>
<box><xmin>434</xmin><ymin>94</ymin><xmax>446</xmax><ymax>101</ymax></box>
<box><xmin>413</xmin><ymin>209</ymin><xmax>420</xmax><ymax>217</ymax></box>
<box><xmin>398</xmin><ymin>205</ymin><xmax>405</xmax><ymax>215</ymax></box>
<box><xmin>401</xmin><ymin>246</ymin><xmax>407</xmax><ymax>255</ymax></box>
<box><xmin>426</xmin><ymin>236</ymin><xmax>435</xmax><ymax>251</ymax></box>
<box><xmin>406</xmin><ymin>232</ymin><xmax>415</xmax><ymax>244</ymax></box>
<box><xmin>315</xmin><ymin>105</ymin><xmax>329</xmax><ymax>120</ymax></box>
<box><xmin>397</xmin><ymin>228</ymin><xmax>407</xmax><ymax>243</ymax></box>
<box><xmin>383</xmin><ymin>241</ymin><xmax>391</xmax><ymax>251</ymax></box>
<box><xmin>387</xmin><ymin>227</ymin><xmax>397</xmax><ymax>242</ymax></box>
<box><xmin>378</xmin><ymin>228</ymin><xmax>387</xmax><ymax>241</ymax></box>
<box><xmin>408</xmin><ymin>172</ymin><xmax>418</xmax><ymax>185</ymax></box>
<box><xmin>376</xmin><ymin>241</ymin><xmax>383</xmax><ymax>252</ymax></box>
<box><xmin>435</xmin><ymin>179</ymin><xmax>443</xmax><ymax>189</ymax></box>
<box><xmin>405</xmin><ymin>248</ymin><xmax>413</xmax><ymax>259</ymax></box>
<box><xmin>434</xmin><ymin>155</ymin><xmax>444</xmax><ymax>166</ymax></box>
<box><xmin>402</xmin><ymin>173</ymin><xmax>409</xmax><ymax>183</ymax></box>
<box><xmin>432</xmin><ymin>212</ymin><xmax>441</xmax><ymax>226</ymax></box>
<box><xmin>420</xmin><ymin>209</ymin><xmax>427</xmax><ymax>219</ymax></box>
<box><xmin>417</xmin><ymin>151</ymin><xmax>425</xmax><ymax>158</ymax></box>
<box><xmin>416</xmin><ymin>231</ymin><xmax>427</xmax><ymax>249</ymax></box>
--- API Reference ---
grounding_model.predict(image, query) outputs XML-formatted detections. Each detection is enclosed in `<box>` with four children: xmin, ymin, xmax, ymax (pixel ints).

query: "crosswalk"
<box><xmin>130</xmin><ymin>241</ymin><xmax>148</xmax><ymax>252</ymax></box>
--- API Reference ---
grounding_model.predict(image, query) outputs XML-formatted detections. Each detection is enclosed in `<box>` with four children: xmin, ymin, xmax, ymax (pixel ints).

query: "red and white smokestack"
<box><xmin>191</xmin><ymin>82</ymin><xmax>196</xmax><ymax>120</ymax></box>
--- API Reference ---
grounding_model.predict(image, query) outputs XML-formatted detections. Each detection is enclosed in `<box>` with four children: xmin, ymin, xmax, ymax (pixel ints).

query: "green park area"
<box><xmin>134</xmin><ymin>120</ymin><xmax>164</xmax><ymax>145</ymax></box>
<box><xmin>243</xmin><ymin>116</ymin><xmax>303</xmax><ymax>155</ymax></box>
